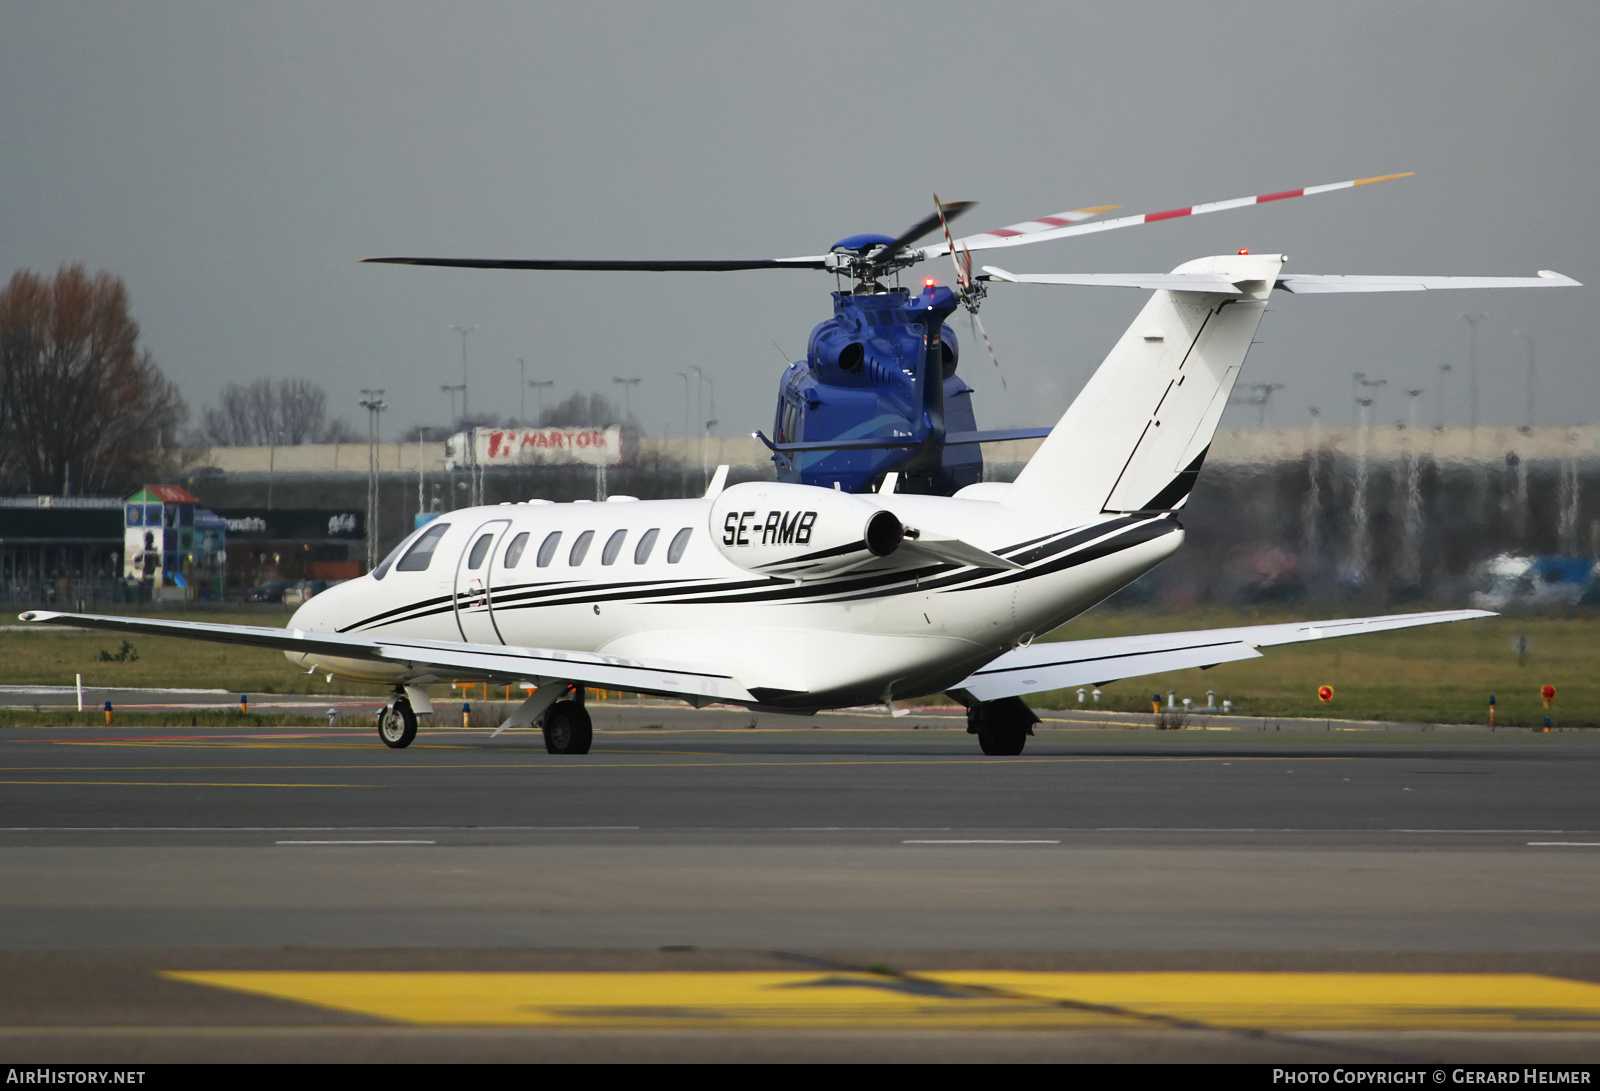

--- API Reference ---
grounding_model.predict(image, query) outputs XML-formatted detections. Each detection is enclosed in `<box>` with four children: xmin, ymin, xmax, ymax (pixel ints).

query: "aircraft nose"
<box><xmin>288</xmin><ymin>582</ymin><xmax>344</xmax><ymax>632</ymax></box>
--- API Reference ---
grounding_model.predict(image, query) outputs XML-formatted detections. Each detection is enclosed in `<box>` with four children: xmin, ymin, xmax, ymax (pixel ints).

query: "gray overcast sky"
<box><xmin>1</xmin><ymin>2</ymin><xmax>1595</xmax><ymax>440</ymax></box>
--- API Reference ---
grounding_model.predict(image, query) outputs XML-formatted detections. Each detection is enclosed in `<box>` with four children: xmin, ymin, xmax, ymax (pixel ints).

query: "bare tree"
<box><xmin>197</xmin><ymin>378</ymin><xmax>354</xmax><ymax>446</ymax></box>
<box><xmin>539</xmin><ymin>392</ymin><xmax>621</xmax><ymax>428</ymax></box>
<box><xmin>0</xmin><ymin>265</ymin><xmax>187</xmax><ymax>496</ymax></box>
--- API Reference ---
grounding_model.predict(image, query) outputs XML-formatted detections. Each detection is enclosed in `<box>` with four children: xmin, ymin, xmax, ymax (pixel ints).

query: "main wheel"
<box><xmin>542</xmin><ymin>701</ymin><xmax>593</xmax><ymax>755</ymax></box>
<box><xmin>378</xmin><ymin>698</ymin><xmax>418</xmax><ymax>749</ymax></box>
<box><xmin>977</xmin><ymin>723</ymin><xmax>1027</xmax><ymax>756</ymax></box>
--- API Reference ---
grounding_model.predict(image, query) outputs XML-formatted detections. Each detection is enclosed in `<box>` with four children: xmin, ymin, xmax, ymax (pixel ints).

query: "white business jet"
<box><xmin>20</xmin><ymin>252</ymin><xmax>1579</xmax><ymax>756</ymax></box>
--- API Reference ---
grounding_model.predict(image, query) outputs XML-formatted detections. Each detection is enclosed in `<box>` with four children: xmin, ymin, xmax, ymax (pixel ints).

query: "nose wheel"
<box><xmin>378</xmin><ymin>696</ymin><xmax>418</xmax><ymax>749</ymax></box>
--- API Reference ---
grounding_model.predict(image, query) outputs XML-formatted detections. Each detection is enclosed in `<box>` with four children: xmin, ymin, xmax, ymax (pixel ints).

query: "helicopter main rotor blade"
<box><xmin>926</xmin><ymin>172</ymin><xmax>1415</xmax><ymax>258</ymax></box>
<box><xmin>867</xmin><ymin>201</ymin><xmax>975</xmax><ymax>266</ymax></box>
<box><xmin>361</xmin><ymin>256</ymin><xmax>830</xmax><ymax>271</ymax></box>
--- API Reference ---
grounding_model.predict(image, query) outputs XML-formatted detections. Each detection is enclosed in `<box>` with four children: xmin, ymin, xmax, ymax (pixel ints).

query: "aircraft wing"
<box><xmin>18</xmin><ymin>611</ymin><xmax>755</xmax><ymax>705</ymax></box>
<box><xmin>951</xmin><ymin>610</ymin><xmax>1492</xmax><ymax>702</ymax></box>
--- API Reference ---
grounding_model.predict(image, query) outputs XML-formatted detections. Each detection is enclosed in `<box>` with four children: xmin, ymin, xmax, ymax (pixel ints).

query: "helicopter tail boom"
<box><xmin>1004</xmin><ymin>253</ymin><xmax>1284</xmax><ymax>516</ymax></box>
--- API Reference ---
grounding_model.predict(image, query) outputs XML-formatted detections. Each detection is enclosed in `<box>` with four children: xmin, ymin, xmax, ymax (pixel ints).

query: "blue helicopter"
<box><xmin>364</xmin><ymin>174</ymin><xmax>1408</xmax><ymax>495</ymax></box>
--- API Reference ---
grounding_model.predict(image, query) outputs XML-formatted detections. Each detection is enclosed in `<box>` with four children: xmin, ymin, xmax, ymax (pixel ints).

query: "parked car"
<box><xmin>282</xmin><ymin>579</ymin><xmax>330</xmax><ymax>607</ymax></box>
<box><xmin>244</xmin><ymin>578</ymin><xmax>289</xmax><ymax>603</ymax></box>
<box><xmin>1470</xmin><ymin>554</ymin><xmax>1596</xmax><ymax>610</ymax></box>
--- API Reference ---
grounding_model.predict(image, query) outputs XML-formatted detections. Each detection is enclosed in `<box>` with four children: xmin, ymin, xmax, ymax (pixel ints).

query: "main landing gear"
<box><xmin>967</xmin><ymin>696</ymin><xmax>1039</xmax><ymax>756</ymax></box>
<box><xmin>541</xmin><ymin>699</ymin><xmax>593</xmax><ymax>755</ymax></box>
<box><xmin>378</xmin><ymin>692</ymin><xmax>418</xmax><ymax>749</ymax></box>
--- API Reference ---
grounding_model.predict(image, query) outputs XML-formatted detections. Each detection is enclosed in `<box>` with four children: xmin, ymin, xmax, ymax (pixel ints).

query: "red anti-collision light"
<box><xmin>925</xmin><ymin>279</ymin><xmax>937</xmax><ymax>287</ymax></box>
<box><xmin>1238</xmin><ymin>249</ymin><xmax>1250</xmax><ymax>256</ymax></box>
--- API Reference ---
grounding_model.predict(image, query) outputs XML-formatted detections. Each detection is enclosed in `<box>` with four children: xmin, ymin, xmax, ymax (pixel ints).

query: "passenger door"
<box><xmin>453</xmin><ymin>519</ymin><xmax>510</xmax><ymax>644</ymax></box>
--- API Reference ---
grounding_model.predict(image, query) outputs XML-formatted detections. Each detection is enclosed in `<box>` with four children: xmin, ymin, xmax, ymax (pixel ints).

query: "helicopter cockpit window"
<box><xmin>504</xmin><ymin>532</ymin><xmax>530</xmax><ymax>569</ymax></box>
<box><xmin>536</xmin><ymin>531</ymin><xmax>562</xmax><ymax>567</ymax></box>
<box><xmin>601</xmin><ymin>529</ymin><xmax>627</xmax><ymax>565</ymax></box>
<box><xmin>634</xmin><ymin>528</ymin><xmax>659</xmax><ymax>564</ymax></box>
<box><xmin>569</xmin><ymin>530</ymin><xmax>594</xmax><ymax>566</ymax></box>
<box><xmin>395</xmin><ymin>522</ymin><xmax>451</xmax><ymax>573</ymax></box>
<box><xmin>667</xmin><ymin>527</ymin><xmax>692</xmax><ymax>563</ymax></box>
<box><xmin>466</xmin><ymin>533</ymin><xmax>493</xmax><ymax>570</ymax></box>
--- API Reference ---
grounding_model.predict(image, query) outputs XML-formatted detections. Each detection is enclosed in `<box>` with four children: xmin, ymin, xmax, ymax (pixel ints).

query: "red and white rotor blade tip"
<box><xmin>931</xmin><ymin>204</ymin><xmax>1120</xmax><ymax>257</ymax></box>
<box><xmin>933</xmin><ymin>172</ymin><xmax>1414</xmax><ymax>257</ymax></box>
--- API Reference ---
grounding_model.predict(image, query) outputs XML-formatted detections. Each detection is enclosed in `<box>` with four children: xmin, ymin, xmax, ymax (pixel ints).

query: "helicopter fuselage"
<box><xmin>773</xmin><ymin>281</ymin><xmax>981</xmax><ymax>495</ymax></box>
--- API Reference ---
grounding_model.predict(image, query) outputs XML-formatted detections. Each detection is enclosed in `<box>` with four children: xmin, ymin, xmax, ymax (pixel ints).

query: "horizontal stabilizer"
<box><xmin>942</xmin><ymin>427</ymin><xmax>1053</xmax><ymax>445</ymax></box>
<box><xmin>1275</xmin><ymin>270</ymin><xmax>1580</xmax><ymax>293</ymax></box>
<box><xmin>753</xmin><ymin>430</ymin><xmax>922</xmax><ymax>453</ymax></box>
<box><xmin>953</xmin><ymin>609</ymin><xmax>1492</xmax><ymax>702</ymax></box>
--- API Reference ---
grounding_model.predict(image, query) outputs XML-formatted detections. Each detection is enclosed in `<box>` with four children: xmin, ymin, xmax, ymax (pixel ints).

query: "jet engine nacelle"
<box><xmin>709</xmin><ymin>481</ymin><xmax>904</xmax><ymax>580</ymax></box>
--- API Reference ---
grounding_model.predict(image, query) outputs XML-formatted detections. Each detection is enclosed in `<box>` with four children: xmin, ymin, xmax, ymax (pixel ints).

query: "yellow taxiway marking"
<box><xmin>162</xmin><ymin>970</ymin><xmax>1600</xmax><ymax>1032</ymax></box>
<box><xmin>7</xmin><ymin>755</ymin><xmax>1329</xmax><ymax>771</ymax></box>
<box><xmin>0</xmin><ymin>780</ymin><xmax>366</xmax><ymax>788</ymax></box>
<box><xmin>51</xmin><ymin>741</ymin><xmax>477</xmax><ymax>751</ymax></box>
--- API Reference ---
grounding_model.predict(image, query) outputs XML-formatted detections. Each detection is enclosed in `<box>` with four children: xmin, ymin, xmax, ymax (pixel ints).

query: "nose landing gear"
<box><xmin>378</xmin><ymin>693</ymin><xmax>418</xmax><ymax>749</ymax></box>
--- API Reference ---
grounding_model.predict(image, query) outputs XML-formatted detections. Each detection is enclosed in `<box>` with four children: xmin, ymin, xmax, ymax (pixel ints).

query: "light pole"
<box><xmin>1352</xmin><ymin>395</ymin><xmax>1374</xmax><ymax>586</ymax></box>
<box><xmin>266</xmin><ymin>428</ymin><xmax>279</xmax><ymax>511</ymax></box>
<box><xmin>1355</xmin><ymin>373</ymin><xmax>1388</xmax><ymax>423</ymax></box>
<box><xmin>1461</xmin><ymin>311</ymin><xmax>1486</xmax><ymax>431</ymax></box>
<box><xmin>1252</xmin><ymin>383</ymin><xmax>1285</xmax><ymax>429</ymax></box>
<box><xmin>675</xmin><ymin>372</ymin><xmax>692</xmax><ymax>495</ymax></box>
<box><xmin>1401</xmin><ymin>388</ymin><xmax>1425</xmax><ymax>588</ymax></box>
<box><xmin>518</xmin><ymin>358</ymin><xmax>526</xmax><ymax>423</ymax></box>
<box><xmin>527</xmin><ymin>379</ymin><xmax>554</xmax><ymax>425</ymax></box>
<box><xmin>703</xmin><ymin>417</ymin><xmax>718</xmax><ymax>489</ymax></box>
<box><xmin>1435</xmin><ymin>363</ymin><xmax>1452</xmax><ymax>430</ymax></box>
<box><xmin>358</xmin><ymin>389</ymin><xmax>387</xmax><ymax>570</ymax></box>
<box><xmin>1303</xmin><ymin>406</ymin><xmax>1322</xmax><ymax>560</ymax></box>
<box><xmin>700</xmin><ymin>374</ymin><xmax>716</xmax><ymax>491</ymax></box>
<box><xmin>1514</xmin><ymin>328</ymin><xmax>1537</xmax><ymax>431</ymax></box>
<box><xmin>440</xmin><ymin>383</ymin><xmax>463</xmax><ymax>426</ymax></box>
<box><xmin>613</xmin><ymin>376</ymin><xmax>641</xmax><ymax>424</ymax></box>
<box><xmin>451</xmin><ymin>325</ymin><xmax>477</xmax><ymax>504</ymax></box>
<box><xmin>451</xmin><ymin>325</ymin><xmax>476</xmax><ymax>420</ymax></box>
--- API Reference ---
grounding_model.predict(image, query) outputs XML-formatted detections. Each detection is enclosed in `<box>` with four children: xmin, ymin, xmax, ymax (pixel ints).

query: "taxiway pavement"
<box><xmin>2</xmin><ymin>709</ymin><xmax>1598</xmax><ymax>1062</ymax></box>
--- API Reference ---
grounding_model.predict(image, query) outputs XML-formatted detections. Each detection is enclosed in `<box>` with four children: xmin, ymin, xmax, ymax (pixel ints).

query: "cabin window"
<box><xmin>395</xmin><ymin>522</ymin><xmax>451</xmax><ymax>572</ymax></box>
<box><xmin>601</xmin><ymin>529</ymin><xmax>627</xmax><ymax>565</ymax></box>
<box><xmin>536</xmin><ymin>531</ymin><xmax>562</xmax><ymax>567</ymax></box>
<box><xmin>634</xmin><ymin>528</ymin><xmax>660</xmax><ymax>563</ymax></box>
<box><xmin>466</xmin><ymin>533</ymin><xmax>493</xmax><ymax>570</ymax></box>
<box><xmin>667</xmin><ymin>527</ymin><xmax>692</xmax><ymax>563</ymax></box>
<box><xmin>504</xmin><ymin>532</ymin><xmax>529</xmax><ymax>569</ymax></box>
<box><xmin>569</xmin><ymin>530</ymin><xmax>594</xmax><ymax>566</ymax></box>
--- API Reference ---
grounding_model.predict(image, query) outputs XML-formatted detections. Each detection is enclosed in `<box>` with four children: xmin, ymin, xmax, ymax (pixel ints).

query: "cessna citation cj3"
<box><xmin>22</xmin><ymin>251</ymin><xmax>1578</xmax><ymax>754</ymax></box>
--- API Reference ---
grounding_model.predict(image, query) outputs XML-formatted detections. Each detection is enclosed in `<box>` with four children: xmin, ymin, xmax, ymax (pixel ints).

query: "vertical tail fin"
<box><xmin>1004</xmin><ymin>253</ymin><xmax>1283</xmax><ymax>514</ymax></box>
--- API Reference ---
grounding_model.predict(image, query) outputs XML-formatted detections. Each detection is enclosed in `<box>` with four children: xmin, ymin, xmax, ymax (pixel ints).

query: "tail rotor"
<box><xmin>936</xmin><ymin>194</ymin><xmax>1006</xmax><ymax>390</ymax></box>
